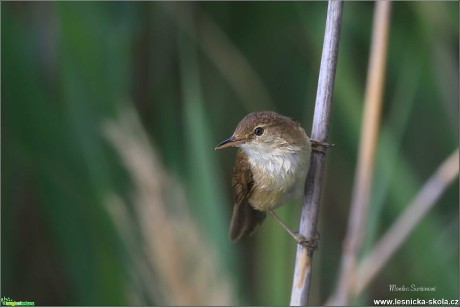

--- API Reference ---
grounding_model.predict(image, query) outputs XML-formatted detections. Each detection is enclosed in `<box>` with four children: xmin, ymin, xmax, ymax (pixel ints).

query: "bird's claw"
<box><xmin>310</xmin><ymin>139</ymin><xmax>335</xmax><ymax>153</ymax></box>
<box><xmin>293</xmin><ymin>231</ymin><xmax>320</xmax><ymax>251</ymax></box>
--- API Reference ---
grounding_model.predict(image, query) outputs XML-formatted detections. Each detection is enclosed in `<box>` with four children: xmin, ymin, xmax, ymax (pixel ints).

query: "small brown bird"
<box><xmin>215</xmin><ymin>111</ymin><xmax>313</xmax><ymax>245</ymax></box>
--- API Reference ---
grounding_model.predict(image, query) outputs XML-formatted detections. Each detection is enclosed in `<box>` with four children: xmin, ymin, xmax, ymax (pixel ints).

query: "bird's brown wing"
<box><xmin>229</xmin><ymin>149</ymin><xmax>266</xmax><ymax>241</ymax></box>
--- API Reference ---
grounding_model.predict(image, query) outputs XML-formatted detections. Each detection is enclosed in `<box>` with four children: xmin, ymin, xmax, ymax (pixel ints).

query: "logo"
<box><xmin>1</xmin><ymin>297</ymin><xmax>35</xmax><ymax>306</ymax></box>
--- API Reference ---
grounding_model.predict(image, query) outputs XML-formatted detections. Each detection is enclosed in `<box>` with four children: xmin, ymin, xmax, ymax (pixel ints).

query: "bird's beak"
<box><xmin>215</xmin><ymin>136</ymin><xmax>244</xmax><ymax>150</ymax></box>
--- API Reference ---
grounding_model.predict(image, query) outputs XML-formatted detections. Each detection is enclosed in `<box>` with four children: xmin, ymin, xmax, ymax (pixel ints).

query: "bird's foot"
<box><xmin>310</xmin><ymin>139</ymin><xmax>335</xmax><ymax>153</ymax></box>
<box><xmin>293</xmin><ymin>231</ymin><xmax>320</xmax><ymax>251</ymax></box>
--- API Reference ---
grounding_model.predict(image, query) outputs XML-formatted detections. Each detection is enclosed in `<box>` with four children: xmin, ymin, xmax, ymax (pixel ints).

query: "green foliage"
<box><xmin>2</xmin><ymin>2</ymin><xmax>458</xmax><ymax>305</ymax></box>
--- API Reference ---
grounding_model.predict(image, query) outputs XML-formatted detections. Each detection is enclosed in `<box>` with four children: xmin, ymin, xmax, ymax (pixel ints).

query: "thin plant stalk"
<box><xmin>353</xmin><ymin>149</ymin><xmax>459</xmax><ymax>296</ymax></box>
<box><xmin>328</xmin><ymin>2</ymin><xmax>392</xmax><ymax>305</ymax></box>
<box><xmin>289</xmin><ymin>1</ymin><xmax>343</xmax><ymax>305</ymax></box>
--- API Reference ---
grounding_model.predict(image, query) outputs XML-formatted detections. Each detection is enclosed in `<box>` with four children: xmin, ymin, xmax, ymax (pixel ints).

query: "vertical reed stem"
<box><xmin>290</xmin><ymin>1</ymin><xmax>343</xmax><ymax>305</ymax></box>
<box><xmin>328</xmin><ymin>2</ymin><xmax>391</xmax><ymax>305</ymax></box>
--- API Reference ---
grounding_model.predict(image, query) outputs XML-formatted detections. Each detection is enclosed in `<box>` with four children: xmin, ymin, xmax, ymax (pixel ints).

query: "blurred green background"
<box><xmin>2</xmin><ymin>1</ymin><xmax>458</xmax><ymax>305</ymax></box>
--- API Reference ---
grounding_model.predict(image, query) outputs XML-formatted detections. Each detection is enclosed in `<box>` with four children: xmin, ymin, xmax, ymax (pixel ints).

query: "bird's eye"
<box><xmin>254</xmin><ymin>127</ymin><xmax>264</xmax><ymax>136</ymax></box>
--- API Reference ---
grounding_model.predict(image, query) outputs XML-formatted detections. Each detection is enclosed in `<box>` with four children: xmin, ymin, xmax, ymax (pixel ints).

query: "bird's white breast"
<box><xmin>241</xmin><ymin>143</ymin><xmax>310</xmax><ymax>210</ymax></box>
